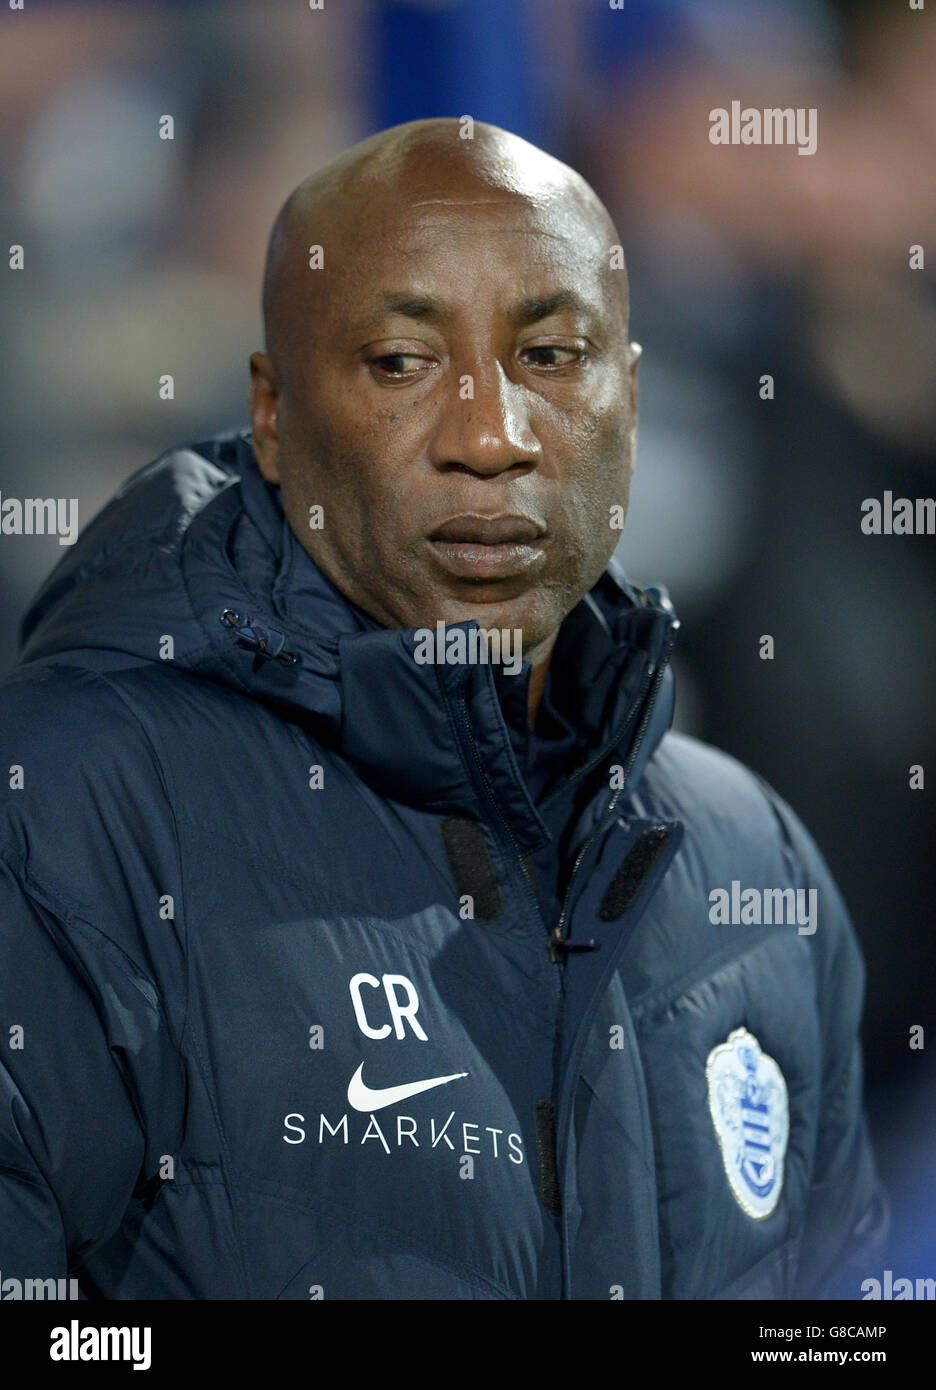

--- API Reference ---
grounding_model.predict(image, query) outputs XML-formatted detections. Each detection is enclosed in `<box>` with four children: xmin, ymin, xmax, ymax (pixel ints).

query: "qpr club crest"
<box><xmin>706</xmin><ymin>1027</ymin><xmax>789</xmax><ymax>1219</ymax></box>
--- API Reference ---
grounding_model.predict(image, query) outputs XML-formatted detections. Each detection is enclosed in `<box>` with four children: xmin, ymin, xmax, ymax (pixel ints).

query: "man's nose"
<box><xmin>429</xmin><ymin>361</ymin><xmax>542</xmax><ymax>475</ymax></box>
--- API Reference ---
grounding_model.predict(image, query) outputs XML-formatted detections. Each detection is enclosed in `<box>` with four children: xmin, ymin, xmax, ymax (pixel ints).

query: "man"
<box><xmin>0</xmin><ymin>119</ymin><xmax>886</xmax><ymax>1299</ymax></box>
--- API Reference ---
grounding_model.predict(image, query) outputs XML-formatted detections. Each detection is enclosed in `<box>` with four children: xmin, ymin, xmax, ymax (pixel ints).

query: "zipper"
<box><xmin>540</xmin><ymin>591</ymin><xmax>676</xmax><ymax>811</ymax></box>
<box><xmin>547</xmin><ymin>622</ymin><xmax>677</xmax><ymax>963</ymax></box>
<box><xmin>455</xmin><ymin>696</ymin><xmax>546</xmax><ymax>933</ymax></box>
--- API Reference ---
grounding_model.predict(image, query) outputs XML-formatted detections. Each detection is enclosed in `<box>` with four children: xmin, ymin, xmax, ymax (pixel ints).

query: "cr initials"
<box><xmin>349</xmin><ymin>973</ymin><xmax>428</xmax><ymax>1041</ymax></box>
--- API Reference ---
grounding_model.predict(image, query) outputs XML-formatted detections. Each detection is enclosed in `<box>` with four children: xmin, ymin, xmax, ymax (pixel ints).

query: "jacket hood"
<box><xmin>17</xmin><ymin>430</ymin><xmax>679</xmax><ymax>854</ymax></box>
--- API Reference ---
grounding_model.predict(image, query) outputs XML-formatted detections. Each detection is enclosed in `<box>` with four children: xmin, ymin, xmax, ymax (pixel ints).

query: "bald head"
<box><xmin>261</xmin><ymin>118</ymin><xmax>628</xmax><ymax>380</ymax></box>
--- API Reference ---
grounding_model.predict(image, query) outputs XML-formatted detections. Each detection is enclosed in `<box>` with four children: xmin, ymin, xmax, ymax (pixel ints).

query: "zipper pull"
<box><xmin>548</xmin><ymin>924</ymin><xmax>601</xmax><ymax>963</ymax></box>
<box><xmin>219</xmin><ymin>609</ymin><xmax>297</xmax><ymax>665</ymax></box>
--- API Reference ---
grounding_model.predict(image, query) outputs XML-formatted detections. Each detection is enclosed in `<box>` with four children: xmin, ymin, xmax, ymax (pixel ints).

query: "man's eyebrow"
<box><xmin>370</xmin><ymin>292</ymin><xmax>452</xmax><ymax>324</ymax></box>
<box><xmin>353</xmin><ymin>288</ymin><xmax>602</xmax><ymax>334</ymax></box>
<box><xmin>511</xmin><ymin>290</ymin><xmax>599</xmax><ymax>326</ymax></box>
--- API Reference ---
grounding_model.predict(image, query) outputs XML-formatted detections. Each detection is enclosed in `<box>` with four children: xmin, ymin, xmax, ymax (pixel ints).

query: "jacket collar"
<box><xmin>20</xmin><ymin>430</ymin><xmax>679</xmax><ymax>856</ymax></box>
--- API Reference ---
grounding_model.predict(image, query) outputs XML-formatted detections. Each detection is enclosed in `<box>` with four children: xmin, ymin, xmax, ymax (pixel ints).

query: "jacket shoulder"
<box><xmin>643</xmin><ymin>730</ymin><xmax>859</xmax><ymax>965</ymax></box>
<box><xmin>643</xmin><ymin>730</ymin><xmax>788</xmax><ymax>835</ymax></box>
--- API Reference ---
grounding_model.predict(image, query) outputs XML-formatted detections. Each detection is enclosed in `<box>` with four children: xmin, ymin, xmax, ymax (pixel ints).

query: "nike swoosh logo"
<box><xmin>347</xmin><ymin>1062</ymin><xmax>469</xmax><ymax>1113</ymax></box>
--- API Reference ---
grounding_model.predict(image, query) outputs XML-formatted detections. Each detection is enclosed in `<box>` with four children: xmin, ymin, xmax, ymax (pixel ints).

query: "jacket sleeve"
<box><xmin>0</xmin><ymin>856</ymin><xmax>148</xmax><ymax>1279</ymax></box>
<box><xmin>757</xmin><ymin>784</ymin><xmax>890</xmax><ymax>1299</ymax></box>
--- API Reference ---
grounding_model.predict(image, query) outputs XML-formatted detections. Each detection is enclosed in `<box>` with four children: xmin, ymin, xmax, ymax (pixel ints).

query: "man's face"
<box><xmin>250</xmin><ymin>177</ymin><xmax>638</xmax><ymax>658</ymax></box>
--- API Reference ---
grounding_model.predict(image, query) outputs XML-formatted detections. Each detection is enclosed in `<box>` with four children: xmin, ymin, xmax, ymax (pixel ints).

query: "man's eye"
<box><xmin>371</xmin><ymin>354</ymin><xmax>431</xmax><ymax>377</ymax></box>
<box><xmin>521</xmin><ymin>345</ymin><xmax>586</xmax><ymax>369</ymax></box>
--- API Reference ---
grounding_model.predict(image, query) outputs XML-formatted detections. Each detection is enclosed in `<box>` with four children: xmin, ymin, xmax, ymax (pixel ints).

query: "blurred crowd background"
<box><xmin>2</xmin><ymin>0</ymin><xmax>934</xmax><ymax>1289</ymax></box>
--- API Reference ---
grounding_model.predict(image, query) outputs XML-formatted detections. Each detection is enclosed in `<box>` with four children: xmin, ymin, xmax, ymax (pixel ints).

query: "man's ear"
<box><xmin>627</xmin><ymin>340</ymin><xmax>641</xmax><ymax>472</ymax></box>
<box><xmin>248</xmin><ymin>352</ymin><xmax>281</xmax><ymax>483</ymax></box>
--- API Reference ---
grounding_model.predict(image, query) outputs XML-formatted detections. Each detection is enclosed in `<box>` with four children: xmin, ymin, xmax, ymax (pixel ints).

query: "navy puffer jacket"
<box><xmin>0</xmin><ymin>430</ymin><xmax>887</xmax><ymax>1299</ymax></box>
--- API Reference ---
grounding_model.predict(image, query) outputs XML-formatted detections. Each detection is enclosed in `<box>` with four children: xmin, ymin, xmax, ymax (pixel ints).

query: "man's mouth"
<box><xmin>426</xmin><ymin>514</ymin><xmax>546</xmax><ymax>581</ymax></box>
